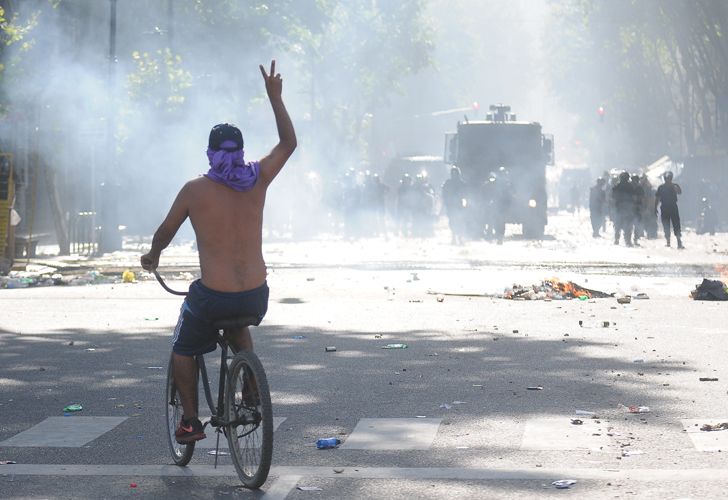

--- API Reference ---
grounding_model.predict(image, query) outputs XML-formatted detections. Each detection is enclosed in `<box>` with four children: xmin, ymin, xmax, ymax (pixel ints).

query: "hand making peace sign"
<box><xmin>259</xmin><ymin>59</ymin><xmax>283</xmax><ymax>101</ymax></box>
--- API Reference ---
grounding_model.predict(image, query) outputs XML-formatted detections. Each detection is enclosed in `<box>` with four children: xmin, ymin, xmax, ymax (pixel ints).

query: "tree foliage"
<box><xmin>546</xmin><ymin>0</ymin><xmax>728</xmax><ymax>165</ymax></box>
<box><xmin>127</xmin><ymin>49</ymin><xmax>192</xmax><ymax>113</ymax></box>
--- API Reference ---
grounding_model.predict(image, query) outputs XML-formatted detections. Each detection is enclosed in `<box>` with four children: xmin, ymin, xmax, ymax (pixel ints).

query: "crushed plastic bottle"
<box><xmin>316</xmin><ymin>438</ymin><xmax>341</xmax><ymax>449</ymax></box>
<box><xmin>63</xmin><ymin>404</ymin><xmax>83</xmax><ymax>412</ymax></box>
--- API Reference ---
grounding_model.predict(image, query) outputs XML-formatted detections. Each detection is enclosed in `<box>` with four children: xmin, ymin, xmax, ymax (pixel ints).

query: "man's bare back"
<box><xmin>183</xmin><ymin>176</ymin><xmax>267</xmax><ymax>291</ymax></box>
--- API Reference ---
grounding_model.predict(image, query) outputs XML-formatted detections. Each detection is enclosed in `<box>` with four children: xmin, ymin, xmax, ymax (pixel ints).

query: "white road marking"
<box><xmin>196</xmin><ymin>417</ymin><xmax>287</xmax><ymax>449</ymax></box>
<box><xmin>520</xmin><ymin>417</ymin><xmax>612</xmax><ymax>452</ymax></box>
<box><xmin>0</xmin><ymin>417</ymin><xmax>127</xmax><ymax>448</ymax></box>
<box><xmin>681</xmin><ymin>419</ymin><xmax>728</xmax><ymax>451</ymax></box>
<box><xmin>260</xmin><ymin>474</ymin><xmax>301</xmax><ymax>500</ymax></box>
<box><xmin>340</xmin><ymin>418</ymin><xmax>441</xmax><ymax>450</ymax></box>
<box><xmin>2</xmin><ymin>464</ymin><xmax>728</xmax><ymax>482</ymax></box>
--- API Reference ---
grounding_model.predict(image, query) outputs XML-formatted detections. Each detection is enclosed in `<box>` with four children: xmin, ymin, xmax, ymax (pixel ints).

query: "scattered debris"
<box><xmin>297</xmin><ymin>486</ymin><xmax>323</xmax><ymax>491</ymax></box>
<box><xmin>333</xmin><ymin>468</ymin><xmax>344</xmax><ymax>473</ymax></box>
<box><xmin>691</xmin><ymin>279</ymin><xmax>728</xmax><ymax>301</ymax></box>
<box><xmin>1</xmin><ymin>269</ymin><xmax>197</xmax><ymax>289</ymax></box>
<box><xmin>63</xmin><ymin>404</ymin><xmax>83</xmax><ymax>413</ymax></box>
<box><xmin>0</xmin><ymin>461</ymin><xmax>17</xmax><ymax>465</ymax></box>
<box><xmin>622</xmin><ymin>449</ymin><xmax>645</xmax><ymax>457</ymax></box>
<box><xmin>575</xmin><ymin>410</ymin><xmax>596</xmax><ymax>417</ymax></box>
<box><xmin>617</xmin><ymin>296</ymin><xmax>632</xmax><ymax>304</ymax></box>
<box><xmin>527</xmin><ymin>386</ymin><xmax>543</xmax><ymax>391</ymax></box>
<box><xmin>633</xmin><ymin>358</ymin><xmax>645</xmax><ymax>363</ymax></box>
<box><xmin>700</xmin><ymin>423</ymin><xmax>728</xmax><ymax>432</ymax></box>
<box><xmin>634</xmin><ymin>293</ymin><xmax>650</xmax><ymax>300</ymax></box>
<box><xmin>699</xmin><ymin>377</ymin><xmax>719</xmax><ymax>382</ymax></box>
<box><xmin>571</xmin><ymin>419</ymin><xmax>583</xmax><ymax>425</ymax></box>
<box><xmin>619</xmin><ymin>404</ymin><xmax>650</xmax><ymax>413</ymax></box>
<box><xmin>382</xmin><ymin>343</ymin><xmax>408</xmax><ymax>349</ymax></box>
<box><xmin>146</xmin><ymin>366</ymin><xmax>163</xmax><ymax>370</ymax></box>
<box><xmin>207</xmin><ymin>450</ymin><xmax>229</xmax><ymax>456</ymax></box>
<box><xmin>325</xmin><ymin>346</ymin><xmax>337</xmax><ymax>352</ymax></box>
<box><xmin>436</xmin><ymin>294</ymin><xmax>445</xmax><ymax>302</ymax></box>
<box><xmin>552</xmin><ymin>479</ymin><xmax>577</xmax><ymax>489</ymax></box>
<box><xmin>292</xmin><ymin>335</ymin><xmax>306</xmax><ymax>340</ymax></box>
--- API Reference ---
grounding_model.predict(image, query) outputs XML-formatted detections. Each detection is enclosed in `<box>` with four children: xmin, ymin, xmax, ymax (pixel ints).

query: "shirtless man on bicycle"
<box><xmin>141</xmin><ymin>60</ymin><xmax>296</xmax><ymax>443</ymax></box>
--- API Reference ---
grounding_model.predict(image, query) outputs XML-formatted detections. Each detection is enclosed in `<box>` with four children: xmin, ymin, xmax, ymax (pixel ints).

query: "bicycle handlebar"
<box><xmin>153</xmin><ymin>270</ymin><xmax>188</xmax><ymax>296</ymax></box>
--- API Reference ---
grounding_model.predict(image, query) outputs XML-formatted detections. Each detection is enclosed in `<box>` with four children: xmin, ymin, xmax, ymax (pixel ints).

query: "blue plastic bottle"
<box><xmin>316</xmin><ymin>438</ymin><xmax>341</xmax><ymax>449</ymax></box>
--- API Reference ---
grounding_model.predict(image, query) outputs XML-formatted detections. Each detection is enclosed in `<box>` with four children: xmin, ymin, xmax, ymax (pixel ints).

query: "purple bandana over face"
<box><xmin>204</xmin><ymin>139</ymin><xmax>260</xmax><ymax>191</ymax></box>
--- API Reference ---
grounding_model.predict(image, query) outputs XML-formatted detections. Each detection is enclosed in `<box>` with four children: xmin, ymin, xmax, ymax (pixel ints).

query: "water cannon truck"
<box><xmin>444</xmin><ymin>104</ymin><xmax>554</xmax><ymax>238</ymax></box>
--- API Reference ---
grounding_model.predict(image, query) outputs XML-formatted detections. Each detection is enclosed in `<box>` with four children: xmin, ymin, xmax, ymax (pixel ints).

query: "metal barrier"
<box><xmin>69</xmin><ymin>211</ymin><xmax>99</xmax><ymax>255</ymax></box>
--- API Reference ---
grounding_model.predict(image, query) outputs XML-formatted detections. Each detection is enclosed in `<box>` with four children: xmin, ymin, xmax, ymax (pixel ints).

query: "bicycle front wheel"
<box><xmin>225</xmin><ymin>351</ymin><xmax>273</xmax><ymax>489</ymax></box>
<box><xmin>165</xmin><ymin>355</ymin><xmax>195</xmax><ymax>466</ymax></box>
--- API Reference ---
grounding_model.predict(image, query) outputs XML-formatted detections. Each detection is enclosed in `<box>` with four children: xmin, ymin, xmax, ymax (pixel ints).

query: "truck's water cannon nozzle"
<box><xmin>488</xmin><ymin>104</ymin><xmax>516</xmax><ymax>122</ymax></box>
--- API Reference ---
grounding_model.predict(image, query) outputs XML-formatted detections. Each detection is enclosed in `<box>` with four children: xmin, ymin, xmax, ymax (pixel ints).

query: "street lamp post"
<box><xmin>100</xmin><ymin>0</ymin><xmax>122</xmax><ymax>253</ymax></box>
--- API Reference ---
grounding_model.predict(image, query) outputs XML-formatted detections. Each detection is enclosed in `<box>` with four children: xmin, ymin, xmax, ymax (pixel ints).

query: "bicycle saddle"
<box><xmin>212</xmin><ymin>316</ymin><xmax>260</xmax><ymax>330</ymax></box>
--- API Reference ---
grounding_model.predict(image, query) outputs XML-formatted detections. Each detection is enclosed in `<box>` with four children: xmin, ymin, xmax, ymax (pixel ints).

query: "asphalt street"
<box><xmin>2</xmin><ymin>212</ymin><xmax>728</xmax><ymax>499</ymax></box>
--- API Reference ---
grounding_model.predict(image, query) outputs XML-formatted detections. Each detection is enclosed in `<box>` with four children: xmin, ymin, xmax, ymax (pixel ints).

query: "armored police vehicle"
<box><xmin>444</xmin><ymin>104</ymin><xmax>554</xmax><ymax>238</ymax></box>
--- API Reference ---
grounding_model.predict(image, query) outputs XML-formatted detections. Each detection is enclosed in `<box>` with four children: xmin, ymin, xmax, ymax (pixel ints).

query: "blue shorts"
<box><xmin>172</xmin><ymin>280</ymin><xmax>269</xmax><ymax>356</ymax></box>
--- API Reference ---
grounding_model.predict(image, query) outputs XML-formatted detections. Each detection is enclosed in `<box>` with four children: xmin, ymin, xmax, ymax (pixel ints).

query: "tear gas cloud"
<box><xmin>2</xmin><ymin>0</ymin><xmax>575</xmax><ymax>245</ymax></box>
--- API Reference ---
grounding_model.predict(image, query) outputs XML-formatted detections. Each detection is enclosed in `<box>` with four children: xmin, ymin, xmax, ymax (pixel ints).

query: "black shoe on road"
<box><xmin>175</xmin><ymin>417</ymin><xmax>206</xmax><ymax>444</ymax></box>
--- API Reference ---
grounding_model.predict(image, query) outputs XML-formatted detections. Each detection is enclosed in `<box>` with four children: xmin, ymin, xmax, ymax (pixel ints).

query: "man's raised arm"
<box><xmin>258</xmin><ymin>60</ymin><xmax>297</xmax><ymax>185</ymax></box>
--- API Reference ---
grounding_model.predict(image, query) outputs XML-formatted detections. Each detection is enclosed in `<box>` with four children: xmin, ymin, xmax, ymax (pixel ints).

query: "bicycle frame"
<box><xmin>197</xmin><ymin>335</ymin><xmax>229</xmax><ymax>428</ymax></box>
<box><xmin>198</xmin><ymin>338</ymin><xmax>261</xmax><ymax>431</ymax></box>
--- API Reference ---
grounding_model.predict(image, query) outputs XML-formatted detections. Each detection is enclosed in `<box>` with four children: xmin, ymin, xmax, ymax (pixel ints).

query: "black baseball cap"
<box><xmin>208</xmin><ymin>123</ymin><xmax>244</xmax><ymax>151</ymax></box>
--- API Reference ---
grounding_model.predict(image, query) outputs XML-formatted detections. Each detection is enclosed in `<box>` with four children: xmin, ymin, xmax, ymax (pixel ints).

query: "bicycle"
<box><xmin>153</xmin><ymin>270</ymin><xmax>273</xmax><ymax>489</ymax></box>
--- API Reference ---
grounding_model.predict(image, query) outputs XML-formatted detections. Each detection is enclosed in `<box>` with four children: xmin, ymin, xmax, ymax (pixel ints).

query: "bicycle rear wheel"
<box><xmin>165</xmin><ymin>355</ymin><xmax>195</xmax><ymax>466</ymax></box>
<box><xmin>225</xmin><ymin>351</ymin><xmax>273</xmax><ymax>489</ymax></box>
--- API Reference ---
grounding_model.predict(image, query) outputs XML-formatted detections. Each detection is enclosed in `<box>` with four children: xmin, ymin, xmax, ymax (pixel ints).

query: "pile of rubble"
<box><xmin>503</xmin><ymin>278</ymin><xmax>612</xmax><ymax>301</ymax></box>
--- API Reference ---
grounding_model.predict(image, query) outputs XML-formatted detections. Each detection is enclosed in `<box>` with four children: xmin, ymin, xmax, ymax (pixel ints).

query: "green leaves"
<box><xmin>126</xmin><ymin>49</ymin><xmax>192</xmax><ymax>112</ymax></box>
